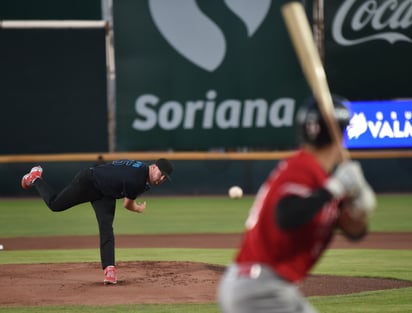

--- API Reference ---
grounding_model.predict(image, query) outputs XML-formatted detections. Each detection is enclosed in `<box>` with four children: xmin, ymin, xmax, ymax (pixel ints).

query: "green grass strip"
<box><xmin>312</xmin><ymin>287</ymin><xmax>412</xmax><ymax>312</ymax></box>
<box><xmin>1</xmin><ymin>194</ymin><xmax>412</xmax><ymax>237</ymax></box>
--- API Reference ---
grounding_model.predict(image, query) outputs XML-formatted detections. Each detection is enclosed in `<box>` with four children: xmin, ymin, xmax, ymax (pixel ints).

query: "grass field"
<box><xmin>0</xmin><ymin>194</ymin><xmax>411</xmax><ymax>312</ymax></box>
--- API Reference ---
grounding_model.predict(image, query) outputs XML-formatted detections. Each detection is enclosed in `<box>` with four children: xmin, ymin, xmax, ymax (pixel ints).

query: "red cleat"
<box><xmin>104</xmin><ymin>265</ymin><xmax>117</xmax><ymax>285</ymax></box>
<box><xmin>21</xmin><ymin>166</ymin><xmax>43</xmax><ymax>189</ymax></box>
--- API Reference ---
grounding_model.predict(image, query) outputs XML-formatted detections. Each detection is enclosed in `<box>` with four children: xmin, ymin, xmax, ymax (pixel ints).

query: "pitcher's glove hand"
<box><xmin>325</xmin><ymin>161</ymin><xmax>368</xmax><ymax>199</ymax></box>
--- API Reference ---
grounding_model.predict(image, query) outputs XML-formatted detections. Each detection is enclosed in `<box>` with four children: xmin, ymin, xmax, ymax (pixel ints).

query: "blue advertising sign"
<box><xmin>344</xmin><ymin>99</ymin><xmax>412</xmax><ymax>149</ymax></box>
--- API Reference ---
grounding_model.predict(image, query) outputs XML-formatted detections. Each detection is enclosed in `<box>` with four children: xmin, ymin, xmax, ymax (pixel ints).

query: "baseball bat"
<box><xmin>281</xmin><ymin>2</ymin><xmax>348</xmax><ymax>161</ymax></box>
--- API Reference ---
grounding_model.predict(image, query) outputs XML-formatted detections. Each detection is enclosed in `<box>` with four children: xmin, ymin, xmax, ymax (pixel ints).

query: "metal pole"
<box><xmin>102</xmin><ymin>0</ymin><xmax>117</xmax><ymax>152</ymax></box>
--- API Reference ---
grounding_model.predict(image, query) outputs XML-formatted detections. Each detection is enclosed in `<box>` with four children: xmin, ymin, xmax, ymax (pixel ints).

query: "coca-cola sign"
<box><xmin>332</xmin><ymin>0</ymin><xmax>412</xmax><ymax>45</ymax></box>
<box><xmin>324</xmin><ymin>0</ymin><xmax>412</xmax><ymax>100</ymax></box>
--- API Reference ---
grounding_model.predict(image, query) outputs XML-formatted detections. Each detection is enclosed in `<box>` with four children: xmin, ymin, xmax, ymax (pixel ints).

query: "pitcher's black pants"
<box><xmin>33</xmin><ymin>168</ymin><xmax>116</xmax><ymax>269</ymax></box>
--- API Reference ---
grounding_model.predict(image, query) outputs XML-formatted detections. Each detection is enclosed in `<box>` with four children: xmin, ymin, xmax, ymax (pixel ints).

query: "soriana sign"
<box><xmin>113</xmin><ymin>0</ymin><xmax>309</xmax><ymax>151</ymax></box>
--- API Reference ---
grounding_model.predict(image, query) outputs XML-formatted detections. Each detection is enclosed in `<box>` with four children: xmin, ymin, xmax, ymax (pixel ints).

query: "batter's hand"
<box><xmin>325</xmin><ymin>161</ymin><xmax>368</xmax><ymax>199</ymax></box>
<box><xmin>350</xmin><ymin>184</ymin><xmax>376</xmax><ymax>217</ymax></box>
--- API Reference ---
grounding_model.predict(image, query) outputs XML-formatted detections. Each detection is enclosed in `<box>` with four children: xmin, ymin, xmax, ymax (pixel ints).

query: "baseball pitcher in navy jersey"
<box><xmin>217</xmin><ymin>96</ymin><xmax>376</xmax><ymax>313</ymax></box>
<box><xmin>21</xmin><ymin>158</ymin><xmax>173</xmax><ymax>285</ymax></box>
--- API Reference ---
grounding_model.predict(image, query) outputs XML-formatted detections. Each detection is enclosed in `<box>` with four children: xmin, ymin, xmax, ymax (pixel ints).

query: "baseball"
<box><xmin>0</xmin><ymin>244</ymin><xmax>3</xmax><ymax>251</ymax></box>
<box><xmin>228</xmin><ymin>186</ymin><xmax>243</xmax><ymax>199</ymax></box>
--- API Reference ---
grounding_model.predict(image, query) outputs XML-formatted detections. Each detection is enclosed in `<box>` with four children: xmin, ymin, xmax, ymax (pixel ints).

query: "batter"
<box><xmin>217</xmin><ymin>96</ymin><xmax>376</xmax><ymax>313</ymax></box>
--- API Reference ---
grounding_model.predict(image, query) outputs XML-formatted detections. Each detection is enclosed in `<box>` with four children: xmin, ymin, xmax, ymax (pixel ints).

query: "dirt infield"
<box><xmin>0</xmin><ymin>232</ymin><xmax>411</xmax><ymax>307</ymax></box>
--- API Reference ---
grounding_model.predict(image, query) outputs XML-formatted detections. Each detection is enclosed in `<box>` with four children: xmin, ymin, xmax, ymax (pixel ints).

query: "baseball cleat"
<box><xmin>103</xmin><ymin>265</ymin><xmax>117</xmax><ymax>285</ymax></box>
<box><xmin>21</xmin><ymin>166</ymin><xmax>43</xmax><ymax>189</ymax></box>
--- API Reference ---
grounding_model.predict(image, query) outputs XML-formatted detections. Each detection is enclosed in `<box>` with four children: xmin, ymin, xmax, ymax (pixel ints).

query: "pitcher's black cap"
<box><xmin>155</xmin><ymin>158</ymin><xmax>173</xmax><ymax>181</ymax></box>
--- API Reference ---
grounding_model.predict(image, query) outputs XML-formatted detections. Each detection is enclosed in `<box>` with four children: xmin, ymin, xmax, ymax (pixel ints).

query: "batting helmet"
<box><xmin>296</xmin><ymin>95</ymin><xmax>350</xmax><ymax>148</ymax></box>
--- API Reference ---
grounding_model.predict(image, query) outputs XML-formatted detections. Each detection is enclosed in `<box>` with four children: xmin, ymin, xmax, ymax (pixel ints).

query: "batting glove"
<box><xmin>350</xmin><ymin>183</ymin><xmax>377</xmax><ymax>217</ymax></box>
<box><xmin>325</xmin><ymin>161</ymin><xmax>367</xmax><ymax>199</ymax></box>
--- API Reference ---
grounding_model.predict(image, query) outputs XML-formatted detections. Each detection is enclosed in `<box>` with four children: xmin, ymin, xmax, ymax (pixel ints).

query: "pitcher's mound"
<box><xmin>1</xmin><ymin>261</ymin><xmax>412</xmax><ymax>307</ymax></box>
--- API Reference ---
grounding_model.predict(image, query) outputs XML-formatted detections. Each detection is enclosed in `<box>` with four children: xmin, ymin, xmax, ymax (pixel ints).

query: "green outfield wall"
<box><xmin>0</xmin><ymin>1</ymin><xmax>411</xmax><ymax>195</ymax></box>
<box><xmin>0</xmin><ymin>28</ymin><xmax>108</xmax><ymax>154</ymax></box>
<box><xmin>1</xmin><ymin>158</ymin><xmax>411</xmax><ymax>197</ymax></box>
<box><xmin>0</xmin><ymin>0</ymin><xmax>101</xmax><ymax>20</ymax></box>
<box><xmin>2</xmin><ymin>1</ymin><xmax>411</xmax><ymax>153</ymax></box>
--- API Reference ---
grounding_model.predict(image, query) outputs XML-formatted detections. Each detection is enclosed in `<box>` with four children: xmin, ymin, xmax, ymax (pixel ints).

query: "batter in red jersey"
<box><xmin>218</xmin><ymin>95</ymin><xmax>376</xmax><ymax>313</ymax></box>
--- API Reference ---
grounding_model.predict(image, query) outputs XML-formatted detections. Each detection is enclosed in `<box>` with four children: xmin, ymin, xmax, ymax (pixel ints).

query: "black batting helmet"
<box><xmin>296</xmin><ymin>95</ymin><xmax>350</xmax><ymax>148</ymax></box>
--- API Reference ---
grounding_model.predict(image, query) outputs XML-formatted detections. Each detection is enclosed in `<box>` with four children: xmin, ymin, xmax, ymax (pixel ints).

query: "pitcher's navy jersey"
<box><xmin>92</xmin><ymin>160</ymin><xmax>150</xmax><ymax>199</ymax></box>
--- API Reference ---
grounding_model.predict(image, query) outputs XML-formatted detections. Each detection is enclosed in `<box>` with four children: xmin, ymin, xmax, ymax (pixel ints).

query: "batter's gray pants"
<box><xmin>217</xmin><ymin>263</ymin><xmax>317</xmax><ymax>313</ymax></box>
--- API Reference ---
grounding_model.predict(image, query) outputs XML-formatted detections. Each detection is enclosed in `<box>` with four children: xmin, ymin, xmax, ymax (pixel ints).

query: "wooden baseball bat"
<box><xmin>281</xmin><ymin>2</ymin><xmax>348</xmax><ymax>161</ymax></box>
